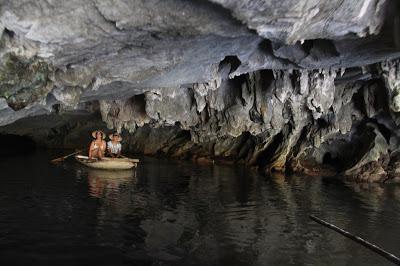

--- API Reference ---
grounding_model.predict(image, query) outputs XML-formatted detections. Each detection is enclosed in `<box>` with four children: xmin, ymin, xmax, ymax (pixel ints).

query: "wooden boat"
<box><xmin>75</xmin><ymin>155</ymin><xmax>139</xmax><ymax>170</ymax></box>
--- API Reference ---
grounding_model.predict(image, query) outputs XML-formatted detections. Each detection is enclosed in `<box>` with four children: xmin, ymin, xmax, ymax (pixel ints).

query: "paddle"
<box><xmin>51</xmin><ymin>150</ymin><xmax>82</xmax><ymax>163</ymax></box>
<box><xmin>310</xmin><ymin>215</ymin><xmax>400</xmax><ymax>265</ymax></box>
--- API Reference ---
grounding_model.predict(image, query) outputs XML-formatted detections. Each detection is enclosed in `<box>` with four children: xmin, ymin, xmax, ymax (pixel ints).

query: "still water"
<box><xmin>0</xmin><ymin>150</ymin><xmax>400</xmax><ymax>265</ymax></box>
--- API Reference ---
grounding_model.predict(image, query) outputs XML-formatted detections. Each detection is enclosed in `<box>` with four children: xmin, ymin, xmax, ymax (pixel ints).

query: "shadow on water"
<box><xmin>0</xmin><ymin>150</ymin><xmax>400</xmax><ymax>265</ymax></box>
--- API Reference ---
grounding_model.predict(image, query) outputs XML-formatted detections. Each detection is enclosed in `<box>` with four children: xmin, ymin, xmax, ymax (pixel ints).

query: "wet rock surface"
<box><xmin>1</xmin><ymin>0</ymin><xmax>400</xmax><ymax>182</ymax></box>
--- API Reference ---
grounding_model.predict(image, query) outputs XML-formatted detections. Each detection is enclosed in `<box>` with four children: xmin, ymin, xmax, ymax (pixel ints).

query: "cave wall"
<box><xmin>2</xmin><ymin>60</ymin><xmax>400</xmax><ymax>183</ymax></box>
<box><xmin>95</xmin><ymin>59</ymin><xmax>400</xmax><ymax>182</ymax></box>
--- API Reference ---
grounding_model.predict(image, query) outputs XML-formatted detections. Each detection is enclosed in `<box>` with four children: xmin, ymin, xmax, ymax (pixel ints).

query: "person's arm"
<box><xmin>89</xmin><ymin>141</ymin><xmax>94</xmax><ymax>159</ymax></box>
<box><xmin>117</xmin><ymin>143</ymin><xmax>122</xmax><ymax>157</ymax></box>
<box><xmin>106</xmin><ymin>141</ymin><xmax>111</xmax><ymax>154</ymax></box>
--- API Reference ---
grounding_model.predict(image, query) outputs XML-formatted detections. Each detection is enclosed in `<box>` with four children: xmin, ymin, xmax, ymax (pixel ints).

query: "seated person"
<box><xmin>88</xmin><ymin>130</ymin><xmax>106</xmax><ymax>159</ymax></box>
<box><xmin>107</xmin><ymin>133</ymin><xmax>122</xmax><ymax>158</ymax></box>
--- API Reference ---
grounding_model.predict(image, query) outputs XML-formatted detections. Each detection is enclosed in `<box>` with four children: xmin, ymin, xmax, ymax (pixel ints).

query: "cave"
<box><xmin>1</xmin><ymin>1</ymin><xmax>400</xmax><ymax>265</ymax></box>
<box><xmin>0</xmin><ymin>0</ymin><xmax>398</xmax><ymax>181</ymax></box>
<box><xmin>0</xmin><ymin>0</ymin><xmax>398</xmax><ymax>183</ymax></box>
<box><xmin>322</xmin><ymin>152</ymin><xmax>341</xmax><ymax>168</ymax></box>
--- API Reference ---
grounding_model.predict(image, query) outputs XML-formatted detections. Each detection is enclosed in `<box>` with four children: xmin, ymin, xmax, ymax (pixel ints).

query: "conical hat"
<box><xmin>108</xmin><ymin>133</ymin><xmax>122</xmax><ymax>142</ymax></box>
<box><xmin>91</xmin><ymin>130</ymin><xmax>105</xmax><ymax>139</ymax></box>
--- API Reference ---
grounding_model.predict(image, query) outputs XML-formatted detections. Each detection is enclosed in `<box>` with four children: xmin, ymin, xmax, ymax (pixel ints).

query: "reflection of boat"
<box><xmin>87</xmin><ymin>168</ymin><xmax>135</xmax><ymax>199</ymax></box>
<box><xmin>88</xmin><ymin>169</ymin><xmax>135</xmax><ymax>179</ymax></box>
<box><xmin>75</xmin><ymin>155</ymin><xmax>139</xmax><ymax>170</ymax></box>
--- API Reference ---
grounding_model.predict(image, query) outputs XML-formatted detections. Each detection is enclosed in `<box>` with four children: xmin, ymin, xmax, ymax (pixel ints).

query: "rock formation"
<box><xmin>1</xmin><ymin>0</ymin><xmax>400</xmax><ymax>182</ymax></box>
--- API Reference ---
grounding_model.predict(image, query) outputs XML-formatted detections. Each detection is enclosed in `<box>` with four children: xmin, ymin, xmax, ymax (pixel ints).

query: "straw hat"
<box><xmin>91</xmin><ymin>130</ymin><xmax>105</xmax><ymax>139</ymax></box>
<box><xmin>109</xmin><ymin>133</ymin><xmax>122</xmax><ymax>142</ymax></box>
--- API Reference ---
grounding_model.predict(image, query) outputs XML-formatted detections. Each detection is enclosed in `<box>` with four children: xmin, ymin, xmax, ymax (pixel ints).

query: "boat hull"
<box><xmin>75</xmin><ymin>155</ymin><xmax>138</xmax><ymax>170</ymax></box>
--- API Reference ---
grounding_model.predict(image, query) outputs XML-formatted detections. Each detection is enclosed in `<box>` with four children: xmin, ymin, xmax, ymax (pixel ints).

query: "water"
<box><xmin>1</xmin><ymin>150</ymin><xmax>400</xmax><ymax>265</ymax></box>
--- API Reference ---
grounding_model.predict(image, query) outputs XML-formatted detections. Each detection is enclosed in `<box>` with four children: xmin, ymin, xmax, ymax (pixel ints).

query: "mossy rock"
<box><xmin>0</xmin><ymin>53</ymin><xmax>54</xmax><ymax>110</ymax></box>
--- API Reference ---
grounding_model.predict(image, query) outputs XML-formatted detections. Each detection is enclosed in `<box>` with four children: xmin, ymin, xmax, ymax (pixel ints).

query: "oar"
<box><xmin>51</xmin><ymin>150</ymin><xmax>82</xmax><ymax>163</ymax></box>
<box><xmin>310</xmin><ymin>215</ymin><xmax>400</xmax><ymax>265</ymax></box>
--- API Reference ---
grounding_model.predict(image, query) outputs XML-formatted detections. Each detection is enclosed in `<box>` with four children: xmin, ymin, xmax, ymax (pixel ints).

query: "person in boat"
<box><xmin>89</xmin><ymin>130</ymin><xmax>106</xmax><ymax>159</ymax></box>
<box><xmin>107</xmin><ymin>133</ymin><xmax>122</xmax><ymax>158</ymax></box>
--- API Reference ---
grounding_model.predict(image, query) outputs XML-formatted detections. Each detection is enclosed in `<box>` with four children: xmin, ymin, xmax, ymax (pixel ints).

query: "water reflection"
<box><xmin>81</xmin><ymin>160</ymin><xmax>400</xmax><ymax>265</ymax></box>
<box><xmin>1</xmin><ymin>152</ymin><xmax>400</xmax><ymax>265</ymax></box>
<box><xmin>87</xmin><ymin>169</ymin><xmax>136</xmax><ymax>199</ymax></box>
